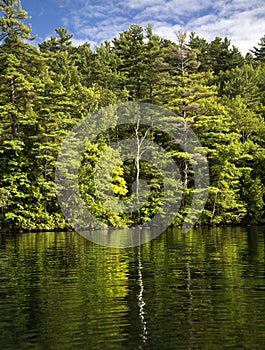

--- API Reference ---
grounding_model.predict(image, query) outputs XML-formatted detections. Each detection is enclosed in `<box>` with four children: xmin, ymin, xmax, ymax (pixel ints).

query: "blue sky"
<box><xmin>21</xmin><ymin>0</ymin><xmax>265</xmax><ymax>54</ymax></box>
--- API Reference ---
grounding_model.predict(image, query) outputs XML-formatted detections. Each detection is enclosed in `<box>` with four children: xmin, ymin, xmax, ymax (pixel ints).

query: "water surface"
<box><xmin>0</xmin><ymin>227</ymin><xmax>265</xmax><ymax>349</ymax></box>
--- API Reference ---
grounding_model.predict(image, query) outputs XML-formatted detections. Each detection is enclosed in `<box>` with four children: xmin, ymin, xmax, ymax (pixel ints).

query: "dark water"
<box><xmin>0</xmin><ymin>227</ymin><xmax>265</xmax><ymax>350</ymax></box>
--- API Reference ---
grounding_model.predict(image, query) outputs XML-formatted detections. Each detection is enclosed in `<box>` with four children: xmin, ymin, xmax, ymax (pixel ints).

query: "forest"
<box><xmin>1</xmin><ymin>0</ymin><xmax>265</xmax><ymax>231</ymax></box>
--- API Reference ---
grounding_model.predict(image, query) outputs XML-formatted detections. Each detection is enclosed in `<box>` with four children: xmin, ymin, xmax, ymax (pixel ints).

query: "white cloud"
<box><xmin>57</xmin><ymin>0</ymin><xmax>265</xmax><ymax>54</ymax></box>
<box><xmin>188</xmin><ymin>4</ymin><xmax>265</xmax><ymax>53</ymax></box>
<box><xmin>71</xmin><ymin>38</ymin><xmax>89</xmax><ymax>47</ymax></box>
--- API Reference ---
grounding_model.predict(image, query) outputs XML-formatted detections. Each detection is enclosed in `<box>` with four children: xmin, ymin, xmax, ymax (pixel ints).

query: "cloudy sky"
<box><xmin>21</xmin><ymin>0</ymin><xmax>265</xmax><ymax>54</ymax></box>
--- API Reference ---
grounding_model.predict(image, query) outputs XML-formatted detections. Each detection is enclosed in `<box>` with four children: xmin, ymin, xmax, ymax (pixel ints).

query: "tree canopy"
<box><xmin>1</xmin><ymin>1</ymin><xmax>265</xmax><ymax>231</ymax></box>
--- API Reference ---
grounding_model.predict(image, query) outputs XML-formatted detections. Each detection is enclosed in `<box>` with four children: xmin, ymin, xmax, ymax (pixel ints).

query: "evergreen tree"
<box><xmin>144</xmin><ymin>24</ymin><xmax>164</xmax><ymax>103</ymax></box>
<box><xmin>251</xmin><ymin>35</ymin><xmax>265</xmax><ymax>62</ymax></box>
<box><xmin>196</xmin><ymin>93</ymin><xmax>265</xmax><ymax>225</ymax></box>
<box><xmin>0</xmin><ymin>0</ymin><xmax>35</xmax><ymax>42</ymax></box>
<box><xmin>71</xmin><ymin>42</ymin><xmax>93</xmax><ymax>86</ymax></box>
<box><xmin>113</xmin><ymin>24</ymin><xmax>147</xmax><ymax>100</ymax></box>
<box><xmin>0</xmin><ymin>0</ymin><xmax>46</xmax><ymax>229</ymax></box>
<box><xmin>208</xmin><ymin>37</ymin><xmax>244</xmax><ymax>73</ymax></box>
<box><xmin>188</xmin><ymin>32</ymin><xmax>211</xmax><ymax>72</ymax></box>
<box><xmin>89</xmin><ymin>40</ymin><xmax>127</xmax><ymax>99</ymax></box>
<box><xmin>156</xmin><ymin>31</ymin><xmax>216</xmax><ymax>225</ymax></box>
<box><xmin>39</xmin><ymin>27</ymin><xmax>73</xmax><ymax>53</ymax></box>
<box><xmin>218</xmin><ymin>64</ymin><xmax>262</xmax><ymax>108</ymax></box>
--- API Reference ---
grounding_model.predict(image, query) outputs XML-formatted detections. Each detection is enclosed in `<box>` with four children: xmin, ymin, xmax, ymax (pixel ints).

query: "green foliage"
<box><xmin>0</xmin><ymin>1</ymin><xmax>265</xmax><ymax>231</ymax></box>
<box><xmin>240</xmin><ymin>171</ymin><xmax>264</xmax><ymax>223</ymax></box>
<box><xmin>189</xmin><ymin>34</ymin><xmax>244</xmax><ymax>73</ymax></box>
<box><xmin>39</xmin><ymin>27</ymin><xmax>73</xmax><ymax>53</ymax></box>
<box><xmin>250</xmin><ymin>35</ymin><xmax>265</xmax><ymax>62</ymax></box>
<box><xmin>0</xmin><ymin>0</ymin><xmax>35</xmax><ymax>42</ymax></box>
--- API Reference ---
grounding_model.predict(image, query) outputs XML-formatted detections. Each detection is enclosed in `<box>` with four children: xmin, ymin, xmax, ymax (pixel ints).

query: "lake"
<box><xmin>0</xmin><ymin>227</ymin><xmax>265</xmax><ymax>349</ymax></box>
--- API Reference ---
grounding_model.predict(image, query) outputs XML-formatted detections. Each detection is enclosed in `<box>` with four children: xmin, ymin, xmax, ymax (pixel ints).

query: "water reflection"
<box><xmin>0</xmin><ymin>227</ymin><xmax>265</xmax><ymax>349</ymax></box>
<box><xmin>137</xmin><ymin>246</ymin><xmax>148</xmax><ymax>348</ymax></box>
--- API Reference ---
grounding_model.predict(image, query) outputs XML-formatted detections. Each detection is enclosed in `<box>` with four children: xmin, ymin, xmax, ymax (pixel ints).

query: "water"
<box><xmin>0</xmin><ymin>227</ymin><xmax>265</xmax><ymax>350</ymax></box>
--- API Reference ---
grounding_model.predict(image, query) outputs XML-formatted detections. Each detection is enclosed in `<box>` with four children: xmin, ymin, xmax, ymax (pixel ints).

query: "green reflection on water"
<box><xmin>0</xmin><ymin>227</ymin><xmax>265</xmax><ymax>350</ymax></box>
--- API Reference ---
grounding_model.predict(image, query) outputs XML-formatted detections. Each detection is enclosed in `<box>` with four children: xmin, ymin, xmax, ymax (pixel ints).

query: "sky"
<box><xmin>21</xmin><ymin>0</ymin><xmax>265</xmax><ymax>55</ymax></box>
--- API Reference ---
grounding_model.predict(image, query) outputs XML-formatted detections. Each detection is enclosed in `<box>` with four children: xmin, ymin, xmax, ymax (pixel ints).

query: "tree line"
<box><xmin>1</xmin><ymin>0</ymin><xmax>265</xmax><ymax>231</ymax></box>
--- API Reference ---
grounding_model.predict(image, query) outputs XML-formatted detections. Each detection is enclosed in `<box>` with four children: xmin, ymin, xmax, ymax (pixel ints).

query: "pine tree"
<box><xmin>113</xmin><ymin>24</ymin><xmax>147</xmax><ymax>100</ymax></box>
<box><xmin>144</xmin><ymin>24</ymin><xmax>164</xmax><ymax>103</ymax></box>
<box><xmin>89</xmin><ymin>40</ymin><xmax>127</xmax><ymax>99</ymax></box>
<box><xmin>156</xmin><ymin>31</ymin><xmax>215</xmax><ymax>225</ymax></box>
<box><xmin>251</xmin><ymin>35</ymin><xmax>265</xmax><ymax>62</ymax></box>
<box><xmin>0</xmin><ymin>0</ymin><xmax>46</xmax><ymax>229</ymax></box>
<box><xmin>208</xmin><ymin>36</ymin><xmax>244</xmax><ymax>73</ymax></box>
<box><xmin>195</xmin><ymin>98</ymin><xmax>248</xmax><ymax>224</ymax></box>
<box><xmin>39</xmin><ymin>27</ymin><xmax>73</xmax><ymax>53</ymax></box>
<box><xmin>188</xmin><ymin>32</ymin><xmax>211</xmax><ymax>72</ymax></box>
<box><xmin>71</xmin><ymin>42</ymin><xmax>93</xmax><ymax>86</ymax></box>
<box><xmin>0</xmin><ymin>0</ymin><xmax>35</xmax><ymax>42</ymax></box>
<box><xmin>195</xmin><ymin>93</ymin><xmax>265</xmax><ymax>225</ymax></box>
<box><xmin>218</xmin><ymin>64</ymin><xmax>262</xmax><ymax>108</ymax></box>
